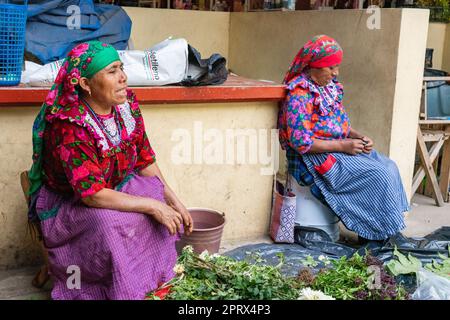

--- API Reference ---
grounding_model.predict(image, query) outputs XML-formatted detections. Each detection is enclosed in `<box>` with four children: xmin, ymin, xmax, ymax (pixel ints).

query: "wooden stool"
<box><xmin>413</xmin><ymin>123</ymin><xmax>450</xmax><ymax>206</ymax></box>
<box><xmin>20</xmin><ymin>171</ymin><xmax>50</xmax><ymax>289</ymax></box>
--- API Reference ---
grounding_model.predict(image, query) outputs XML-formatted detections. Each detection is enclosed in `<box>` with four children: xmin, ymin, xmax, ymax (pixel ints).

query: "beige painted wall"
<box><xmin>389</xmin><ymin>9</ymin><xmax>429</xmax><ymax>201</ymax></box>
<box><xmin>0</xmin><ymin>102</ymin><xmax>278</xmax><ymax>269</ymax></box>
<box><xmin>123</xmin><ymin>8</ymin><xmax>230</xmax><ymax>58</ymax></box>
<box><xmin>0</xmin><ymin>8</ymin><xmax>431</xmax><ymax>269</ymax></box>
<box><xmin>141</xmin><ymin>103</ymin><xmax>277</xmax><ymax>241</ymax></box>
<box><xmin>427</xmin><ymin>23</ymin><xmax>448</xmax><ymax>70</ymax></box>
<box><xmin>229</xmin><ymin>9</ymin><xmax>430</xmax><ymax>199</ymax></box>
<box><xmin>444</xmin><ymin>23</ymin><xmax>450</xmax><ymax>72</ymax></box>
<box><xmin>0</xmin><ymin>107</ymin><xmax>42</xmax><ymax>269</ymax></box>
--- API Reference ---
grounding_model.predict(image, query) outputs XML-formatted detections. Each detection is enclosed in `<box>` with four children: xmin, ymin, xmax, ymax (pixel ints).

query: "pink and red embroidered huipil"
<box><xmin>42</xmin><ymin>90</ymin><xmax>156</xmax><ymax>198</ymax></box>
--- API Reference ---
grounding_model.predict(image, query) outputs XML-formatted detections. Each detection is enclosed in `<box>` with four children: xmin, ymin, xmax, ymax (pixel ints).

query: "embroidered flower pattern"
<box><xmin>42</xmin><ymin>91</ymin><xmax>156</xmax><ymax>198</ymax></box>
<box><xmin>278</xmin><ymin>73</ymin><xmax>351</xmax><ymax>154</ymax></box>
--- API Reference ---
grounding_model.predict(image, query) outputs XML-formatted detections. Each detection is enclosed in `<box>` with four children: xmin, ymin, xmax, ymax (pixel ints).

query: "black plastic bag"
<box><xmin>181</xmin><ymin>45</ymin><xmax>228</xmax><ymax>86</ymax></box>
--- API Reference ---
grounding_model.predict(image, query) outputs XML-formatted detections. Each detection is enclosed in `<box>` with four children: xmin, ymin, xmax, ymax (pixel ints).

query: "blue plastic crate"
<box><xmin>427</xmin><ymin>84</ymin><xmax>450</xmax><ymax>120</ymax></box>
<box><xmin>424</xmin><ymin>69</ymin><xmax>450</xmax><ymax>120</ymax></box>
<box><xmin>0</xmin><ymin>1</ymin><xmax>28</xmax><ymax>86</ymax></box>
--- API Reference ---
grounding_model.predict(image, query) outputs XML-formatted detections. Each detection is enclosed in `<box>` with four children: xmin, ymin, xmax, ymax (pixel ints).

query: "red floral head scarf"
<box><xmin>283</xmin><ymin>35</ymin><xmax>343</xmax><ymax>84</ymax></box>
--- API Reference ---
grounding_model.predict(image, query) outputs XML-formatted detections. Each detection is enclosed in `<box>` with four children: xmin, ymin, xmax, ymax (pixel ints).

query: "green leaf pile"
<box><xmin>147</xmin><ymin>246</ymin><xmax>301</xmax><ymax>300</ymax></box>
<box><xmin>386</xmin><ymin>246</ymin><xmax>450</xmax><ymax>280</ymax></box>
<box><xmin>310</xmin><ymin>252</ymin><xmax>409</xmax><ymax>300</ymax></box>
<box><xmin>386</xmin><ymin>247</ymin><xmax>421</xmax><ymax>276</ymax></box>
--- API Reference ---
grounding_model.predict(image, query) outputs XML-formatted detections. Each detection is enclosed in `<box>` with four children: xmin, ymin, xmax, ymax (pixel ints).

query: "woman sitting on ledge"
<box><xmin>27</xmin><ymin>41</ymin><xmax>193</xmax><ymax>300</ymax></box>
<box><xmin>278</xmin><ymin>35</ymin><xmax>409</xmax><ymax>241</ymax></box>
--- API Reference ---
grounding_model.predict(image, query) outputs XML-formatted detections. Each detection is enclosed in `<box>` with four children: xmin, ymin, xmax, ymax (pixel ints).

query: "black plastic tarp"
<box><xmin>223</xmin><ymin>226</ymin><xmax>450</xmax><ymax>292</ymax></box>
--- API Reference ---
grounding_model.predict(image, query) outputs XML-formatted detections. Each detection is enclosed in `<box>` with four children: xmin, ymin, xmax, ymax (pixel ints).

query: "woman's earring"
<box><xmin>88</xmin><ymin>90</ymin><xmax>91</xmax><ymax>96</ymax></box>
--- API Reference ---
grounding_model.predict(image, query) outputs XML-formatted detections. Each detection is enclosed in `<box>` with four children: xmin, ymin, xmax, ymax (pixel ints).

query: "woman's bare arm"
<box><xmin>82</xmin><ymin>187</ymin><xmax>183</xmax><ymax>236</ymax></box>
<box><xmin>308</xmin><ymin>138</ymin><xmax>366</xmax><ymax>155</ymax></box>
<box><xmin>138</xmin><ymin>162</ymin><xmax>193</xmax><ymax>235</ymax></box>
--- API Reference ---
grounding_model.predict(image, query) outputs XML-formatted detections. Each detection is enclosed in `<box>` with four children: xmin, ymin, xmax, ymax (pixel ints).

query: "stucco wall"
<box><xmin>141</xmin><ymin>102</ymin><xmax>277</xmax><ymax>241</ymax></box>
<box><xmin>0</xmin><ymin>107</ymin><xmax>42</xmax><ymax>269</ymax></box>
<box><xmin>229</xmin><ymin>9</ymin><xmax>430</xmax><ymax>199</ymax></box>
<box><xmin>123</xmin><ymin>8</ymin><xmax>230</xmax><ymax>58</ymax></box>
<box><xmin>389</xmin><ymin>9</ymin><xmax>429</xmax><ymax>201</ymax></box>
<box><xmin>427</xmin><ymin>23</ymin><xmax>448</xmax><ymax>70</ymax></box>
<box><xmin>0</xmin><ymin>102</ymin><xmax>278</xmax><ymax>269</ymax></box>
<box><xmin>0</xmin><ymin>8</ymin><xmax>431</xmax><ymax>269</ymax></box>
<box><xmin>444</xmin><ymin>23</ymin><xmax>450</xmax><ymax>72</ymax></box>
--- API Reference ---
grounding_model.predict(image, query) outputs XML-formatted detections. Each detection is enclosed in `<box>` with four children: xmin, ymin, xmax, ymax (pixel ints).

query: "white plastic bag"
<box><xmin>26</xmin><ymin>38</ymin><xmax>189</xmax><ymax>87</ymax></box>
<box><xmin>28</xmin><ymin>59</ymin><xmax>64</xmax><ymax>87</ymax></box>
<box><xmin>411</xmin><ymin>269</ymin><xmax>450</xmax><ymax>300</ymax></box>
<box><xmin>119</xmin><ymin>38</ymin><xmax>188</xmax><ymax>86</ymax></box>
<box><xmin>20</xmin><ymin>61</ymin><xmax>43</xmax><ymax>84</ymax></box>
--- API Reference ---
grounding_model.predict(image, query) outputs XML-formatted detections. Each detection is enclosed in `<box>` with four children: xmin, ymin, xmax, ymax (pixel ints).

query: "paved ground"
<box><xmin>1</xmin><ymin>193</ymin><xmax>448</xmax><ymax>300</ymax></box>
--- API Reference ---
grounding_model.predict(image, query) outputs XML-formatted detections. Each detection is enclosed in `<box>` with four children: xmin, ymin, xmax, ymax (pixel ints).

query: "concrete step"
<box><xmin>0</xmin><ymin>266</ymin><xmax>51</xmax><ymax>300</ymax></box>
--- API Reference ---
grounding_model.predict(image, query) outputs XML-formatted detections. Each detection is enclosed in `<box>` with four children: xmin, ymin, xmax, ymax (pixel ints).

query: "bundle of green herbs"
<box><xmin>146</xmin><ymin>247</ymin><xmax>410</xmax><ymax>300</ymax></box>
<box><xmin>146</xmin><ymin>246</ymin><xmax>302</xmax><ymax>300</ymax></box>
<box><xmin>299</xmin><ymin>253</ymin><xmax>410</xmax><ymax>300</ymax></box>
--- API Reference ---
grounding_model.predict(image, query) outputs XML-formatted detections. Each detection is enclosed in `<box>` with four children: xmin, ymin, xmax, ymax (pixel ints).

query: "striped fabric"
<box><xmin>301</xmin><ymin>150</ymin><xmax>409</xmax><ymax>240</ymax></box>
<box><xmin>36</xmin><ymin>174</ymin><xmax>180</xmax><ymax>300</ymax></box>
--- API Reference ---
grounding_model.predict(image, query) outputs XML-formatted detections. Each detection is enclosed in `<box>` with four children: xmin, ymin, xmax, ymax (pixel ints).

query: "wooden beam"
<box><xmin>416</xmin><ymin>126</ymin><xmax>445</xmax><ymax>206</ymax></box>
<box><xmin>423</xmin><ymin>76</ymin><xmax>450</xmax><ymax>81</ymax></box>
<box><xmin>422</xmin><ymin>131</ymin><xmax>444</xmax><ymax>142</ymax></box>
<box><xmin>419</xmin><ymin>120</ymin><xmax>450</xmax><ymax>125</ymax></box>
<box><xmin>412</xmin><ymin>138</ymin><xmax>445</xmax><ymax>195</ymax></box>
<box><xmin>439</xmin><ymin>125</ymin><xmax>450</xmax><ymax>202</ymax></box>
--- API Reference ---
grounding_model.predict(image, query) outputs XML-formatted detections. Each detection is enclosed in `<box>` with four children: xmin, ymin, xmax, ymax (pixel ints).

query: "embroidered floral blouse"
<box><xmin>278</xmin><ymin>73</ymin><xmax>351</xmax><ymax>154</ymax></box>
<box><xmin>42</xmin><ymin>90</ymin><xmax>156</xmax><ymax>198</ymax></box>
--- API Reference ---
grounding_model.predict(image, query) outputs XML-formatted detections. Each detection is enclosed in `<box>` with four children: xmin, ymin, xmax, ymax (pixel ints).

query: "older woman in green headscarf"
<box><xmin>27</xmin><ymin>41</ymin><xmax>193</xmax><ymax>300</ymax></box>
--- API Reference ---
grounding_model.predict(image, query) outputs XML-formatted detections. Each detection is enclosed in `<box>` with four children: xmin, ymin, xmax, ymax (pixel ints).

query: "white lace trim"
<box><xmin>84</xmin><ymin>113</ymin><xmax>110</xmax><ymax>152</ymax></box>
<box><xmin>117</xmin><ymin>101</ymin><xmax>136</xmax><ymax>136</ymax></box>
<box><xmin>84</xmin><ymin>101</ymin><xmax>137</xmax><ymax>152</ymax></box>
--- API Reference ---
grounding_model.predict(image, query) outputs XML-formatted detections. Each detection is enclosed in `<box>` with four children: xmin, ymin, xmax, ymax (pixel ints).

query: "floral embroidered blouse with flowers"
<box><xmin>278</xmin><ymin>72</ymin><xmax>351</xmax><ymax>154</ymax></box>
<box><xmin>42</xmin><ymin>89</ymin><xmax>156</xmax><ymax>199</ymax></box>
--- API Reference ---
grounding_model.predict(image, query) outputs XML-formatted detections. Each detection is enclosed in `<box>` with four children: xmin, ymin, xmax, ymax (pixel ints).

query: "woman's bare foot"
<box><xmin>31</xmin><ymin>264</ymin><xmax>49</xmax><ymax>289</ymax></box>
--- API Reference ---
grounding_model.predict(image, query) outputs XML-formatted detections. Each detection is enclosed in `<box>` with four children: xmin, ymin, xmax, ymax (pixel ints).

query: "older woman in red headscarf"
<box><xmin>278</xmin><ymin>35</ymin><xmax>409</xmax><ymax>241</ymax></box>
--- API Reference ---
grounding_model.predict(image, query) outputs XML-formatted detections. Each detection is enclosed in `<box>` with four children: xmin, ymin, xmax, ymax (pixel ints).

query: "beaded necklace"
<box><xmin>81</xmin><ymin>98</ymin><xmax>122</xmax><ymax>143</ymax></box>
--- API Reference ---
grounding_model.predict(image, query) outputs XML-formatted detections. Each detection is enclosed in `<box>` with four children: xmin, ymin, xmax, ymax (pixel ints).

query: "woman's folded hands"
<box><xmin>341</xmin><ymin>137</ymin><xmax>373</xmax><ymax>155</ymax></box>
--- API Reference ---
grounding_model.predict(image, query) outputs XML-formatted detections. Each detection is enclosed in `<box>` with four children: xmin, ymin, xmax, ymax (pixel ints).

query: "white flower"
<box><xmin>183</xmin><ymin>245</ymin><xmax>194</xmax><ymax>254</ymax></box>
<box><xmin>318</xmin><ymin>255</ymin><xmax>331</xmax><ymax>265</ymax></box>
<box><xmin>211</xmin><ymin>253</ymin><xmax>221</xmax><ymax>259</ymax></box>
<box><xmin>173</xmin><ymin>264</ymin><xmax>185</xmax><ymax>275</ymax></box>
<box><xmin>199</xmin><ymin>250</ymin><xmax>209</xmax><ymax>260</ymax></box>
<box><xmin>298</xmin><ymin>288</ymin><xmax>335</xmax><ymax>300</ymax></box>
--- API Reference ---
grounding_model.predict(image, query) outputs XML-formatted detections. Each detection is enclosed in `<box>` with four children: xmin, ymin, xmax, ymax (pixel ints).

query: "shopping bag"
<box><xmin>121</xmin><ymin>38</ymin><xmax>188</xmax><ymax>86</ymax></box>
<box><xmin>27</xmin><ymin>38</ymin><xmax>189</xmax><ymax>86</ymax></box>
<box><xmin>269</xmin><ymin>176</ymin><xmax>296</xmax><ymax>243</ymax></box>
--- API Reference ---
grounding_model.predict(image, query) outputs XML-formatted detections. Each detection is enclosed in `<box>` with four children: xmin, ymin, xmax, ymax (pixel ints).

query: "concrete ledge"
<box><xmin>0</xmin><ymin>75</ymin><xmax>285</xmax><ymax>106</ymax></box>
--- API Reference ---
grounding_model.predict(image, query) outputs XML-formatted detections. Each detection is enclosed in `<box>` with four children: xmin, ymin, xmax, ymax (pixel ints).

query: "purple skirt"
<box><xmin>36</xmin><ymin>175</ymin><xmax>179</xmax><ymax>300</ymax></box>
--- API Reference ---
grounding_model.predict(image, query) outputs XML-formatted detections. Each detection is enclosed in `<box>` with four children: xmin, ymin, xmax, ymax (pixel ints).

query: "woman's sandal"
<box><xmin>31</xmin><ymin>264</ymin><xmax>49</xmax><ymax>289</ymax></box>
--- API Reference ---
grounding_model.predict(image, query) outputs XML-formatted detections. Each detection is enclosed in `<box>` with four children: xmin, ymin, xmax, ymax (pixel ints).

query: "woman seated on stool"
<box><xmin>278</xmin><ymin>35</ymin><xmax>409</xmax><ymax>241</ymax></box>
<box><xmin>27</xmin><ymin>41</ymin><xmax>193</xmax><ymax>300</ymax></box>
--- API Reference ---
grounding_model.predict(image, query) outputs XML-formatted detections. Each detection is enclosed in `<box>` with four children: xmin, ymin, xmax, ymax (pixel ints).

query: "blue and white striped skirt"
<box><xmin>301</xmin><ymin>150</ymin><xmax>409</xmax><ymax>240</ymax></box>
